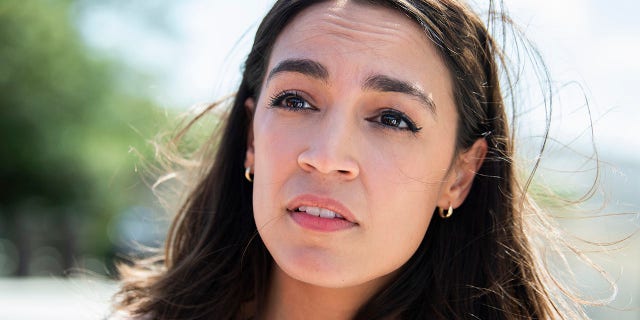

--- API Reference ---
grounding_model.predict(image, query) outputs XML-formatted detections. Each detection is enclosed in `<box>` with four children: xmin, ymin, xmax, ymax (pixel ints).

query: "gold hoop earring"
<box><xmin>244</xmin><ymin>166</ymin><xmax>253</xmax><ymax>182</ymax></box>
<box><xmin>438</xmin><ymin>205</ymin><xmax>453</xmax><ymax>219</ymax></box>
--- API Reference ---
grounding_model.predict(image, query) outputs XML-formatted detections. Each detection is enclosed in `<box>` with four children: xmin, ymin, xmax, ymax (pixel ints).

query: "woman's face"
<box><xmin>247</xmin><ymin>1</ymin><xmax>480</xmax><ymax>290</ymax></box>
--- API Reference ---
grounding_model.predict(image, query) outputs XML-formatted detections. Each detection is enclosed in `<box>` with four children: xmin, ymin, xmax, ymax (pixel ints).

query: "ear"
<box><xmin>437</xmin><ymin>138</ymin><xmax>487</xmax><ymax>209</ymax></box>
<box><xmin>244</xmin><ymin>98</ymin><xmax>256</xmax><ymax>170</ymax></box>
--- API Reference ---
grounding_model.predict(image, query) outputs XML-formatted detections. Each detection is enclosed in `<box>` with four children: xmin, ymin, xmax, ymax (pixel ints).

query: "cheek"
<box><xmin>370</xmin><ymin>165</ymin><xmax>441</xmax><ymax>217</ymax></box>
<box><xmin>362</xmin><ymin>132</ymin><xmax>453</xmax><ymax>200</ymax></box>
<box><xmin>360</xmin><ymin>138</ymin><xmax>452</xmax><ymax>260</ymax></box>
<box><xmin>252</xmin><ymin>110</ymin><xmax>303</xmax><ymax>178</ymax></box>
<box><xmin>251</xmin><ymin>109</ymin><xmax>302</xmax><ymax>224</ymax></box>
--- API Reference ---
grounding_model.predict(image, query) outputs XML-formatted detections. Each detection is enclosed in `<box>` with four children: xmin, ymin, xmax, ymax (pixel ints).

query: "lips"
<box><xmin>286</xmin><ymin>194</ymin><xmax>358</xmax><ymax>224</ymax></box>
<box><xmin>294</xmin><ymin>206</ymin><xmax>345</xmax><ymax>219</ymax></box>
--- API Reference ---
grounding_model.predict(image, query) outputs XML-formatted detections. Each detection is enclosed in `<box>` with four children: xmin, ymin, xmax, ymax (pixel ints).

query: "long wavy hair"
<box><xmin>114</xmin><ymin>0</ymin><xmax>591</xmax><ymax>319</ymax></box>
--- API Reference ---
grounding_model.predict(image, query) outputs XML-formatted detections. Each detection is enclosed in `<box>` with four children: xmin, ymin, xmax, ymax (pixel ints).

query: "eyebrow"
<box><xmin>363</xmin><ymin>74</ymin><xmax>436</xmax><ymax>114</ymax></box>
<box><xmin>266</xmin><ymin>58</ymin><xmax>436</xmax><ymax>114</ymax></box>
<box><xmin>267</xmin><ymin>58</ymin><xmax>329</xmax><ymax>82</ymax></box>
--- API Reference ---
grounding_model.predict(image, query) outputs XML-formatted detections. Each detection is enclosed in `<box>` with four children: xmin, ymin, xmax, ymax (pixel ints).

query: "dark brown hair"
<box><xmin>114</xmin><ymin>1</ymin><xmax>590</xmax><ymax>319</ymax></box>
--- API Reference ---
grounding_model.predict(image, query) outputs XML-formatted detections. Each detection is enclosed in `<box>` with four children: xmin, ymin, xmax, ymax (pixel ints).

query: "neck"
<box><xmin>262</xmin><ymin>264</ymin><xmax>386</xmax><ymax>320</ymax></box>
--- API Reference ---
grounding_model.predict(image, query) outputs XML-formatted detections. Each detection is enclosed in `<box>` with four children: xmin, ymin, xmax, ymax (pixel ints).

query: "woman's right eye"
<box><xmin>268</xmin><ymin>91</ymin><xmax>315</xmax><ymax>111</ymax></box>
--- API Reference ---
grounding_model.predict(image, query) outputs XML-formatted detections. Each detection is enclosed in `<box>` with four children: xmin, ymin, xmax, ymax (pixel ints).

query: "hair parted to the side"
<box><xmin>113</xmin><ymin>1</ymin><xmax>598</xmax><ymax>319</ymax></box>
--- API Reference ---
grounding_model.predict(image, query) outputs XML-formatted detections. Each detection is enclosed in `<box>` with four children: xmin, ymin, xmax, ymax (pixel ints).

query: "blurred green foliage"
<box><xmin>0</xmin><ymin>0</ymin><xmax>168</xmax><ymax>276</ymax></box>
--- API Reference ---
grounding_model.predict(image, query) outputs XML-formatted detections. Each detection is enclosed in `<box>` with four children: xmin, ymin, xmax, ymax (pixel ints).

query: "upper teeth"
<box><xmin>297</xmin><ymin>206</ymin><xmax>344</xmax><ymax>219</ymax></box>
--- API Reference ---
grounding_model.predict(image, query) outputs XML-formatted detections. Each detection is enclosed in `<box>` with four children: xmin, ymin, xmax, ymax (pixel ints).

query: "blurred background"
<box><xmin>0</xmin><ymin>0</ymin><xmax>637</xmax><ymax>319</ymax></box>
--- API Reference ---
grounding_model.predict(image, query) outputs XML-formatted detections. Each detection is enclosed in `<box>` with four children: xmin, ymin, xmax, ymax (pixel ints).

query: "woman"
<box><xmin>114</xmin><ymin>0</ymin><xmax>591</xmax><ymax>319</ymax></box>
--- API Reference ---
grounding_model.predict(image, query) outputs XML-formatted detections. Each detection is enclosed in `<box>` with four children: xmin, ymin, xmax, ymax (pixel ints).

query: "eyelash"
<box><xmin>371</xmin><ymin>109</ymin><xmax>422</xmax><ymax>133</ymax></box>
<box><xmin>268</xmin><ymin>90</ymin><xmax>316</xmax><ymax>112</ymax></box>
<box><xmin>267</xmin><ymin>90</ymin><xmax>422</xmax><ymax>133</ymax></box>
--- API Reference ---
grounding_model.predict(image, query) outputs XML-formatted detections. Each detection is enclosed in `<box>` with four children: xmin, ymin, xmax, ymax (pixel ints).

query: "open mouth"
<box><xmin>286</xmin><ymin>194</ymin><xmax>358</xmax><ymax>228</ymax></box>
<box><xmin>293</xmin><ymin>206</ymin><xmax>345</xmax><ymax>219</ymax></box>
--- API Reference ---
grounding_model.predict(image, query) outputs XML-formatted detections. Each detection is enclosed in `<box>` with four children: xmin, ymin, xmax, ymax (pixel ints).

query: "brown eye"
<box><xmin>372</xmin><ymin>110</ymin><xmax>421</xmax><ymax>133</ymax></box>
<box><xmin>284</xmin><ymin>96</ymin><xmax>306</xmax><ymax>109</ymax></box>
<box><xmin>380</xmin><ymin>113</ymin><xmax>404</xmax><ymax>128</ymax></box>
<box><xmin>268</xmin><ymin>91</ymin><xmax>315</xmax><ymax>111</ymax></box>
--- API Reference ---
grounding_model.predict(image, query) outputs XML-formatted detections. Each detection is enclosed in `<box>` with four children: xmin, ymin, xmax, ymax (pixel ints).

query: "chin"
<box><xmin>271</xmin><ymin>247</ymin><xmax>363</xmax><ymax>288</ymax></box>
<box><xmin>274</xmin><ymin>248</ymin><xmax>400</xmax><ymax>291</ymax></box>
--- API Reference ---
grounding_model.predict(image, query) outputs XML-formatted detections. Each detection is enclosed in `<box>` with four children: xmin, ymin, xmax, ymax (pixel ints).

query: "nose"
<box><xmin>297</xmin><ymin>115</ymin><xmax>360</xmax><ymax>180</ymax></box>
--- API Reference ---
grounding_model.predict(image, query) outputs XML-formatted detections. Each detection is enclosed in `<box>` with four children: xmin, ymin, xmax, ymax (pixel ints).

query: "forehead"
<box><xmin>273</xmin><ymin>1</ymin><xmax>433</xmax><ymax>59</ymax></box>
<box><xmin>266</xmin><ymin>1</ymin><xmax>452</xmax><ymax>95</ymax></box>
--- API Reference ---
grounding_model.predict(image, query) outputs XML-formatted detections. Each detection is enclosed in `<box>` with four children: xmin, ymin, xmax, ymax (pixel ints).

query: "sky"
<box><xmin>77</xmin><ymin>0</ymin><xmax>640</xmax><ymax>163</ymax></box>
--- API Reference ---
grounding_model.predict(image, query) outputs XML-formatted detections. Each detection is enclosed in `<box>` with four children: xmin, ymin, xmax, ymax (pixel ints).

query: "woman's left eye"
<box><xmin>268</xmin><ymin>91</ymin><xmax>315</xmax><ymax>111</ymax></box>
<box><xmin>370</xmin><ymin>110</ymin><xmax>421</xmax><ymax>133</ymax></box>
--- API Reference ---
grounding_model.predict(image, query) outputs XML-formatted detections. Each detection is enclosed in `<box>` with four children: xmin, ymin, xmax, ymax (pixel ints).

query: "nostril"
<box><xmin>297</xmin><ymin>148</ymin><xmax>359</xmax><ymax>178</ymax></box>
<box><xmin>300</xmin><ymin>162</ymin><xmax>315</xmax><ymax>172</ymax></box>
